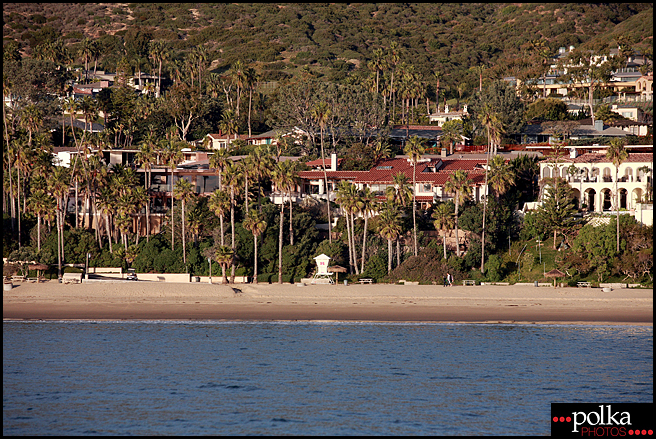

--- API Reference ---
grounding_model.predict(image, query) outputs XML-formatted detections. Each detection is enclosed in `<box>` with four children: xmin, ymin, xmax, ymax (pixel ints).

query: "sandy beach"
<box><xmin>3</xmin><ymin>280</ymin><xmax>652</xmax><ymax>325</ymax></box>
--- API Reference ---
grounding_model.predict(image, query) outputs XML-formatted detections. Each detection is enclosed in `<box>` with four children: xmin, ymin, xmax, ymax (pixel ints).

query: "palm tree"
<box><xmin>359</xmin><ymin>187</ymin><xmax>377</xmax><ymax>274</ymax></box>
<box><xmin>244</xmin><ymin>66</ymin><xmax>257</xmax><ymax>137</ymax></box>
<box><xmin>160</xmin><ymin>136</ymin><xmax>183</xmax><ymax>251</ymax></box>
<box><xmin>20</xmin><ymin>104</ymin><xmax>42</xmax><ymax>147</ymax></box>
<box><xmin>311</xmin><ymin>101</ymin><xmax>333</xmax><ymax>243</ymax></box>
<box><xmin>250</xmin><ymin>146</ymin><xmax>275</xmax><ymax>213</ymax></box>
<box><xmin>222</xmin><ymin>161</ymin><xmax>242</xmax><ymax>283</ymax></box>
<box><xmin>208</xmin><ymin>189</ymin><xmax>230</xmax><ymax>280</ymax></box>
<box><xmin>378</xmin><ymin>201</ymin><xmax>402</xmax><ymax>273</ymax></box>
<box><xmin>271</xmin><ymin>160</ymin><xmax>297</xmax><ymax>284</ymax></box>
<box><xmin>404</xmin><ymin>135</ymin><xmax>425</xmax><ymax>256</ymax></box>
<box><xmin>488</xmin><ymin>155</ymin><xmax>516</xmax><ymax>199</ymax></box>
<box><xmin>136</xmin><ymin>131</ymin><xmax>158</xmax><ymax>241</ymax></box>
<box><xmin>443</xmin><ymin>170</ymin><xmax>472</xmax><ymax>257</ymax></box>
<box><xmin>174</xmin><ymin>178</ymin><xmax>196</xmax><ymax>265</ymax></box>
<box><xmin>27</xmin><ymin>189</ymin><xmax>56</xmax><ymax>252</ymax></box>
<box><xmin>79</xmin><ymin>38</ymin><xmax>96</xmax><ymax>84</ymax></box>
<box><xmin>432</xmin><ymin>202</ymin><xmax>455</xmax><ymax>260</ymax></box>
<box><xmin>148</xmin><ymin>40</ymin><xmax>169</xmax><ymax>98</ymax></box>
<box><xmin>478</xmin><ymin>103</ymin><xmax>505</xmax><ymax>272</ymax></box>
<box><xmin>209</xmin><ymin>147</ymin><xmax>231</xmax><ymax>191</ymax></box>
<box><xmin>96</xmin><ymin>187</ymin><xmax>114</xmax><ymax>253</ymax></box>
<box><xmin>219</xmin><ymin>109</ymin><xmax>239</xmax><ymax>145</ymax></box>
<box><xmin>48</xmin><ymin>166</ymin><xmax>71</xmax><ymax>279</ymax></box>
<box><xmin>440</xmin><ymin>120</ymin><xmax>462</xmax><ymax>155</ymax></box>
<box><xmin>243</xmin><ymin>209</ymin><xmax>266</xmax><ymax>284</ymax></box>
<box><xmin>214</xmin><ymin>245</ymin><xmax>235</xmax><ymax>284</ymax></box>
<box><xmin>231</xmin><ymin>60</ymin><xmax>246</xmax><ymax>117</ymax></box>
<box><xmin>336</xmin><ymin>181</ymin><xmax>358</xmax><ymax>274</ymax></box>
<box><xmin>606</xmin><ymin>138</ymin><xmax>628</xmax><ymax>253</ymax></box>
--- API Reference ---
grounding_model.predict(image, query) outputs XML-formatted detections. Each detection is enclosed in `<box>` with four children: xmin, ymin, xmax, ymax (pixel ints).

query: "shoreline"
<box><xmin>3</xmin><ymin>281</ymin><xmax>652</xmax><ymax>326</ymax></box>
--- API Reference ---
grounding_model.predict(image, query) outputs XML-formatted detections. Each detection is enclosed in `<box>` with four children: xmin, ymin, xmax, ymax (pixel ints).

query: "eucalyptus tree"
<box><xmin>432</xmin><ymin>202</ymin><xmax>456</xmax><ymax>260</ymax></box>
<box><xmin>174</xmin><ymin>178</ymin><xmax>196</xmax><ymax>265</ymax></box>
<box><xmin>404</xmin><ymin>135</ymin><xmax>426</xmax><ymax>257</ymax></box>
<box><xmin>443</xmin><ymin>170</ymin><xmax>473</xmax><ymax>258</ymax></box>
<box><xmin>606</xmin><ymin>138</ymin><xmax>629</xmax><ymax>253</ymax></box>
<box><xmin>311</xmin><ymin>100</ymin><xmax>333</xmax><ymax>243</ymax></box>
<box><xmin>243</xmin><ymin>209</ymin><xmax>267</xmax><ymax>284</ymax></box>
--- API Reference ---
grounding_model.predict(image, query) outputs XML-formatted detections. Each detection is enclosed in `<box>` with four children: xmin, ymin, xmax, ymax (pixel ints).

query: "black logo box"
<box><xmin>551</xmin><ymin>403</ymin><xmax>653</xmax><ymax>436</ymax></box>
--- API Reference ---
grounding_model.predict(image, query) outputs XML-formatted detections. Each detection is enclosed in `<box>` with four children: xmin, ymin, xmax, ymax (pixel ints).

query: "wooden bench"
<box><xmin>358</xmin><ymin>278</ymin><xmax>373</xmax><ymax>284</ymax></box>
<box><xmin>462</xmin><ymin>280</ymin><xmax>476</xmax><ymax>286</ymax></box>
<box><xmin>577</xmin><ymin>281</ymin><xmax>592</xmax><ymax>288</ymax></box>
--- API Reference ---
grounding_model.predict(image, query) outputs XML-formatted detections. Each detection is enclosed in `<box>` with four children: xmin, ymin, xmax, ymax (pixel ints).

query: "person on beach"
<box><xmin>444</xmin><ymin>274</ymin><xmax>449</xmax><ymax>287</ymax></box>
<box><xmin>446</xmin><ymin>273</ymin><xmax>453</xmax><ymax>287</ymax></box>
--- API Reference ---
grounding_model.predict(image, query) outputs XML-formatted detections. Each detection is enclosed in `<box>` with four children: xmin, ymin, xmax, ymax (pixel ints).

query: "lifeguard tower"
<box><xmin>311</xmin><ymin>254</ymin><xmax>335</xmax><ymax>284</ymax></box>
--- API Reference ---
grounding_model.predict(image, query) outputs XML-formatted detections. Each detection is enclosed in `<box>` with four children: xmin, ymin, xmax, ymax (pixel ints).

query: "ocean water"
<box><xmin>3</xmin><ymin>321</ymin><xmax>653</xmax><ymax>435</ymax></box>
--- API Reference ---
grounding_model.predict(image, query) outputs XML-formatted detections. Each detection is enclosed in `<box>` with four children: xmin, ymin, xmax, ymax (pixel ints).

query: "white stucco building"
<box><xmin>538</xmin><ymin>151</ymin><xmax>653</xmax><ymax>216</ymax></box>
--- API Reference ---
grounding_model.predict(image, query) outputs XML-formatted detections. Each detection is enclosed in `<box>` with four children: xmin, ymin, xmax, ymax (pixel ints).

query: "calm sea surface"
<box><xmin>3</xmin><ymin>321</ymin><xmax>653</xmax><ymax>435</ymax></box>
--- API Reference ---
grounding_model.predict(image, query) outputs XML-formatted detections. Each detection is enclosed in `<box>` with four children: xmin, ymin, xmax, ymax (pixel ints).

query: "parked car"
<box><xmin>126</xmin><ymin>268</ymin><xmax>138</xmax><ymax>281</ymax></box>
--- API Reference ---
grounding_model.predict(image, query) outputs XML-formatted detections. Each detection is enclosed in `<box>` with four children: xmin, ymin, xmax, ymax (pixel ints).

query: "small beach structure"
<box><xmin>545</xmin><ymin>268</ymin><xmax>566</xmax><ymax>287</ymax></box>
<box><xmin>312</xmin><ymin>254</ymin><xmax>334</xmax><ymax>284</ymax></box>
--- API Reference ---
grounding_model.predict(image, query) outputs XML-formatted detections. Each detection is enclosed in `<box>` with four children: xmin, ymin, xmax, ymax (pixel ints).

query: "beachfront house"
<box><xmin>538</xmin><ymin>151</ymin><xmax>653</xmax><ymax>223</ymax></box>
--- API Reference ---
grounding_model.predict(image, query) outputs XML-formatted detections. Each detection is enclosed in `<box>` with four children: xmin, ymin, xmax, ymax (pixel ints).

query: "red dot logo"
<box><xmin>553</xmin><ymin>417</ymin><xmax>559</xmax><ymax>422</ymax></box>
<box><xmin>566</xmin><ymin>417</ymin><xmax>571</xmax><ymax>422</ymax></box>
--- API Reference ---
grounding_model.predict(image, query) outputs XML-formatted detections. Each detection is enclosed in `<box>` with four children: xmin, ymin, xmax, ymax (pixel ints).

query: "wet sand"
<box><xmin>3</xmin><ymin>280</ymin><xmax>652</xmax><ymax>325</ymax></box>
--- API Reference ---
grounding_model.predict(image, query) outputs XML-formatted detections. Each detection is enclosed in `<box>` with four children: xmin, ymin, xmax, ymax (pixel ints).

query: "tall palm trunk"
<box><xmin>320</xmin><ymin>128</ymin><xmax>331</xmax><ymax>243</ymax></box>
<box><xmin>412</xmin><ymin>161</ymin><xmax>418</xmax><ymax>256</ymax></box>
<box><xmin>105</xmin><ymin>213</ymin><xmax>112</xmax><ymax>253</ymax></box>
<box><xmin>350</xmin><ymin>211</ymin><xmax>359</xmax><ymax>275</ymax></box>
<box><xmin>454</xmin><ymin>198</ymin><xmax>461</xmax><ymax>257</ymax></box>
<box><xmin>36</xmin><ymin>214</ymin><xmax>41</xmax><ymax>252</ymax></box>
<box><xmin>253</xmin><ymin>234</ymin><xmax>259</xmax><ymax>284</ymax></box>
<box><xmin>360</xmin><ymin>215</ymin><xmax>369</xmax><ymax>274</ymax></box>
<box><xmin>387</xmin><ymin>238</ymin><xmax>393</xmax><ymax>273</ymax></box>
<box><xmin>170</xmin><ymin>168</ymin><xmax>175</xmax><ymax>251</ymax></box>
<box><xmin>288</xmin><ymin>195</ymin><xmax>294</xmax><ymax>246</ymax></box>
<box><xmin>480</xmin><ymin>135</ymin><xmax>491</xmax><ymax>273</ymax></box>
<box><xmin>230</xmin><ymin>188</ymin><xmax>236</xmax><ymax>284</ymax></box>
<box><xmin>181</xmin><ymin>200</ymin><xmax>187</xmax><ymax>265</ymax></box>
<box><xmin>57</xmin><ymin>200</ymin><xmax>62</xmax><ymax>279</ymax></box>
<box><xmin>278</xmin><ymin>203</ymin><xmax>284</xmax><ymax>284</ymax></box>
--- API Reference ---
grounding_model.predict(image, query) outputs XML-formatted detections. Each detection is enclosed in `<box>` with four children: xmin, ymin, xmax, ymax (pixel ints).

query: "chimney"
<box><xmin>594</xmin><ymin>119</ymin><xmax>604</xmax><ymax>132</ymax></box>
<box><xmin>330</xmin><ymin>153</ymin><xmax>337</xmax><ymax>171</ymax></box>
<box><xmin>569</xmin><ymin>148</ymin><xmax>578</xmax><ymax>159</ymax></box>
<box><xmin>441</xmin><ymin>147</ymin><xmax>447</xmax><ymax>158</ymax></box>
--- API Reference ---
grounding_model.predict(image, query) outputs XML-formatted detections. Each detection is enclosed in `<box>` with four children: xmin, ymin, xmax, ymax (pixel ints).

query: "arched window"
<box><xmin>624</xmin><ymin>167</ymin><xmax>633</xmax><ymax>182</ymax></box>
<box><xmin>543</xmin><ymin>167</ymin><xmax>551</xmax><ymax>179</ymax></box>
<box><xmin>561</xmin><ymin>167</ymin><xmax>568</xmax><ymax>178</ymax></box>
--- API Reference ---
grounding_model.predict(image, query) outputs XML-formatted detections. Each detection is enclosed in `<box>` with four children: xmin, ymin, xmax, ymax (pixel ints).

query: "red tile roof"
<box><xmin>352</xmin><ymin>157</ymin><xmax>488</xmax><ymax>185</ymax></box>
<box><xmin>298</xmin><ymin>170</ymin><xmax>368</xmax><ymax>180</ymax></box>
